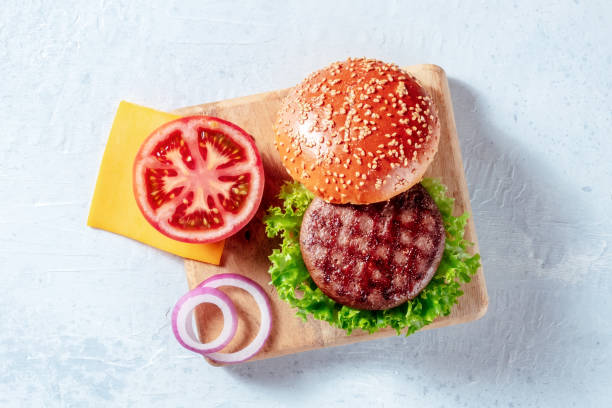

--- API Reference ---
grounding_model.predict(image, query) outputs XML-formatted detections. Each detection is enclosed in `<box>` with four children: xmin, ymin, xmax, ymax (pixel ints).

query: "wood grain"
<box><xmin>174</xmin><ymin>64</ymin><xmax>488</xmax><ymax>365</ymax></box>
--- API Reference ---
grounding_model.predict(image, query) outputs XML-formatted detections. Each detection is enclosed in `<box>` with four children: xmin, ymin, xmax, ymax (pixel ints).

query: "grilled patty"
<box><xmin>299</xmin><ymin>184</ymin><xmax>445</xmax><ymax>310</ymax></box>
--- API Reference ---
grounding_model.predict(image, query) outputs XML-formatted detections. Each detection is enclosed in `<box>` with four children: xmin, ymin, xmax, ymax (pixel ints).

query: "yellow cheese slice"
<box><xmin>87</xmin><ymin>101</ymin><xmax>224</xmax><ymax>264</ymax></box>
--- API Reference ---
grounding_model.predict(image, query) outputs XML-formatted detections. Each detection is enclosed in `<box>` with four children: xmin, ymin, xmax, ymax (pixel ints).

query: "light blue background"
<box><xmin>1</xmin><ymin>1</ymin><xmax>611</xmax><ymax>406</ymax></box>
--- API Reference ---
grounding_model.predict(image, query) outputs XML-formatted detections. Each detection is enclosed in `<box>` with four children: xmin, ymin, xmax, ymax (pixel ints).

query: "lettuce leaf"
<box><xmin>264</xmin><ymin>178</ymin><xmax>481</xmax><ymax>336</ymax></box>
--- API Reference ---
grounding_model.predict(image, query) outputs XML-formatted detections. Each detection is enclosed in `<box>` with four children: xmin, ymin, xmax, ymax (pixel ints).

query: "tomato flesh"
<box><xmin>133</xmin><ymin>116</ymin><xmax>264</xmax><ymax>243</ymax></box>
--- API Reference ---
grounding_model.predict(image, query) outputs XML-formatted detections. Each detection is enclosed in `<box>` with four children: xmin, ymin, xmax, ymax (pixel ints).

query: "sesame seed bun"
<box><xmin>274</xmin><ymin>58</ymin><xmax>440</xmax><ymax>204</ymax></box>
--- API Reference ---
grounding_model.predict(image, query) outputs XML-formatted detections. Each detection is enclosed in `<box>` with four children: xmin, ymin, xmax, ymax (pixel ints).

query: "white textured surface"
<box><xmin>1</xmin><ymin>1</ymin><xmax>611</xmax><ymax>406</ymax></box>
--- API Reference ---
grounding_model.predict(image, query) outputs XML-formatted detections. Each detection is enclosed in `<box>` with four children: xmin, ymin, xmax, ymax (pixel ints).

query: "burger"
<box><xmin>265</xmin><ymin>58</ymin><xmax>480</xmax><ymax>335</ymax></box>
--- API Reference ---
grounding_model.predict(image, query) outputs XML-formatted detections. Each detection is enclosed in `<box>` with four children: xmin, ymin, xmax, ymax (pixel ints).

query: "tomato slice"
<box><xmin>133</xmin><ymin>116</ymin><xmax>264</xmax><ymax>243</ymax></box>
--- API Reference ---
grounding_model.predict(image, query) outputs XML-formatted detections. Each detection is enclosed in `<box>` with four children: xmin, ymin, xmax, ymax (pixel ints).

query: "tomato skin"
<box><xmin>133</xmin><ymin>116</ymin><xmax>265</xmax><ymax>244</ymax></box>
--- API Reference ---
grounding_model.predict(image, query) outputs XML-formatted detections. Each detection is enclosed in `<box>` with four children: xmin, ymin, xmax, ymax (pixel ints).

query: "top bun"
<box><xmin>274</xmin><ymin>58</ymin><xmax>440</xmax><ymax>204</ymax></box>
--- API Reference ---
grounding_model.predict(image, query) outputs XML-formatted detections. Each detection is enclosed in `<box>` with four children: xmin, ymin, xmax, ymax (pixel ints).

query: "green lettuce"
<box><xmin>263</xmin><ymin>178</ymin><xmax>481</xmax><ymax>336</ymax></box>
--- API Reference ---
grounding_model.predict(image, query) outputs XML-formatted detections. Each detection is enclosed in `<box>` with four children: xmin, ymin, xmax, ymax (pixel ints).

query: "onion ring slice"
<box><xmin>171</xmin><ymin>286</ymin><xmax>238</xmax><ymax>355</ymax></box>
<box><xmin>198</xmin><ymin>273</ymin><xmax>272</xmax><ymax>364</ymax></box>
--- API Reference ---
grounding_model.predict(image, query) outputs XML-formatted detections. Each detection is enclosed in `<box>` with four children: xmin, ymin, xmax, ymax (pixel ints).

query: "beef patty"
<box><xmin>299</xmin><ymin>184</ymin><xmax>445</xmax><ymax>310</ymax></box>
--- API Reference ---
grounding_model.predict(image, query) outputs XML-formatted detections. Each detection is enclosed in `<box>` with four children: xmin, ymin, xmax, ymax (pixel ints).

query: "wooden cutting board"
<box><xmin>174</xmin><ymin>64</ymin><xmax>488</xmax><ymax>365</ymax></box>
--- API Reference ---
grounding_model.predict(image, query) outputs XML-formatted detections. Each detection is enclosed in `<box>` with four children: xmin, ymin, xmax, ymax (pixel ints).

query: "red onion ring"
<box><xmin>198</xmin><ymin>273</ymin><xmax>272</xmax><ymax>364</ymax></box>
<box><xmin>171</xmin><ymin>286</ymin><xmax>238</xmax><ymax>355</ymax></box>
